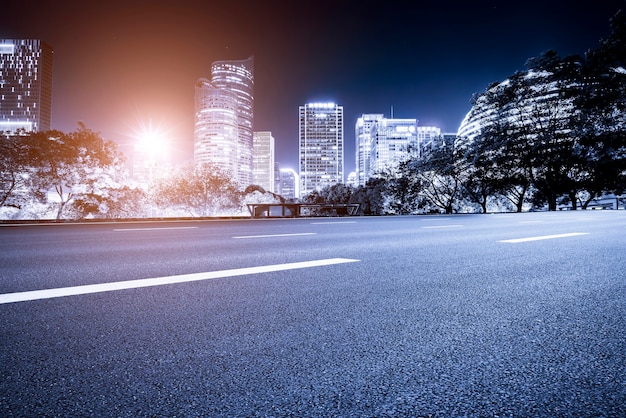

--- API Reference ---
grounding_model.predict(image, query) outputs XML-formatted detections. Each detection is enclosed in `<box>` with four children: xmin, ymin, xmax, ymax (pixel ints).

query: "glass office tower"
<box><xmin>252</xmin><ymin>131</ymin><xmax>275</xmax><ymax>193</ymax></box>
<box><xmin>355</xmin><ymin>114</ymin><xmax>384</xmax><ymax>186</ymax></box>
<box><xmin>299</xmin><ymin>102</ymin><xmax>344</xmax><ymax>197</ymax></box>
<box><xmin>0</xmin><ymin>39</ymin><xmax>53</xmax><ymax>133</ymax></box>
<box><xmin>194</xmin><ymin>78</ymin><xmax>239</xmax><ymax>176</ymax></box>
<box><xmin>194</xmin><ymin>56</ymin><xmax>254</xmax><ymax>187</ymax></box>
<box><xmin>369</xmin><ymin>118</ymin><xmax>419</xmax><ymax>178</ymax></box>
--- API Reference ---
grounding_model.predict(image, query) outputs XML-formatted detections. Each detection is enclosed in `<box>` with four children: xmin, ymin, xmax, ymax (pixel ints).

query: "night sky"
<box><xmin>2</xmin><ymin>0</ymin><xmax>624</xmax><ymax>174</ymax></box>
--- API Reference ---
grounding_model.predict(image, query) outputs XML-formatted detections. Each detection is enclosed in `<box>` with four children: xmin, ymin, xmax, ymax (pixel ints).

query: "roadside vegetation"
<box><xmin>1</xmin><ymin>13</ymin><xmax>625</xmax><ymax>220</ymax></box>
<box><xmin>304</xmin><ymin>11</ymin><xmax>626</xmax><ymax>215</ymax></box>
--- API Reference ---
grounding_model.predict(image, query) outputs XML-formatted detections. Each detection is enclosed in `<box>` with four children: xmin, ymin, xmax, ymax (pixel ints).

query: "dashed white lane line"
<box><xmin>0</xmin><ymin>258</ymin><xmax>360</xmax><ymax>305</ymax></box>
<box><xmin>498</xmin><ymin>232</ymin><xmax>589</xmax><ymax>243</ymax></box>
<box><xmin>421</xmin><ymin>225</ymin><xmax>464</xmax><ymax>229</ymax></box>
<box><xmin>310</xmin><ymin>221</ymin><xmax>357</xmax><ymax>224</ymax></box>
<box><xmin>232</xmin><ymin>232</ymin><xmax>317</xmax><ymax>239</ymax></box>
<box><xmin>114</xmin><ymin>226</ymin><xmax>199</xmax><ymax>231</ymax></box>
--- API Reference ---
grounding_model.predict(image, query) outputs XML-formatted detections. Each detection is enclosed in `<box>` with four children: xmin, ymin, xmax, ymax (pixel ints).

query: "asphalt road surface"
<box><xmin>1</xmin><ymin>211</ymin><xmax>625</xmax><ymax>417</ymax></box>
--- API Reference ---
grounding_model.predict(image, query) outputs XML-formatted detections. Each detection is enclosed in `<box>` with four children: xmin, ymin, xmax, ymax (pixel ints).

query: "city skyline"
<box><xmin>1</xmin><ymin>1</ymin><xmax>623</xmax><ymax>174</ymax></box>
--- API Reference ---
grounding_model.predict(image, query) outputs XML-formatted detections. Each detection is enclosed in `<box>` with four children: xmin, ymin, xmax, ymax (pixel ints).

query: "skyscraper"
<box><xmin>252</xmin><ymin>131</ymin><xmax>275</xmax><ymax>192</ymax></box>
<box><xmin>355</xmin><ymin>114</ymin><xmax>383</xmax><ymax>186</ymax></box>
<box><xmin>0</xmin><ymin>39</ymin><xmax>53</xmax><ymax>133</ymax></box>
<box><xmin>194</xmin><ymin>56</ymin><xmax>254</xmax><ymax>187</ymax></box>
<box><xmin>279</xmin><ymin>168</ymin><xmax>299</xmax><ymax>200</ymax></box>
<box><xmin>369</xmin><ymin>118</ymin><xmax>418</xmax><ymax>177</ymax></box>
<box><xmin>194</xmin><ymin>79</ymin><xmax>239</xmax><ymax>175</ymax></box>
<box><xmin>299</xmin><ymin>102</ymin><xmax>344</xmax><ymax>197</ymax></box>
<box><xmin>356</xmin><ymin>113</ymin><xmax>442</xmax><ymax>184</ymax></box>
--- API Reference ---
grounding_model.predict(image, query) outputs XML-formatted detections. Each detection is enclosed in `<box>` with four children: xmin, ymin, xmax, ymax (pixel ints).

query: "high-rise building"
<box><xmin>279</xmin><ymin>168</ymin><xmax>299</xmax><ymax>200</ymax></box>
<box><xmin>252</xmin><ymin>131</ymin><xmax>275</xmax><ymax>192</ymax></box>
<box><xmin>0</xmin><ymin>39</ymin><xmax>53</xmax><ymax>133</ymax></box>
<box><xmin>369</xmin><ymin>118</ymin><xmax>418</xmax><ymax>178</ymax></box>
<box><xmin>274</xmin><ymin>162</ymin><xmax>281</xmax><ymax>196</ymax></box>
<box><xmin>194</xmin><ymin>56</ymin><xmax>254</xmax><ymax>187</ymax></box>
<box><xmin>356</xmin><ymin>113</ymin><xmax>442</xmax><ymax>184</ymax></box>
<box><xmin>416</xmin><ymin>126</ymin><xmax>443</xmax><ymax>158</ymax></box>
<box><xmin>299</xmin><ymin>102</ymin><xmax>344</xmax><ymax>197</ymax></box>
<box><xmin>355</xmin><ymin>114</ymin><xmax>383</xmax><ymax>186</ymax></box>
<box><xmin>194</xmin><ymin>79</ymin><xmax>239</xmax><ymax>175</ymax></box>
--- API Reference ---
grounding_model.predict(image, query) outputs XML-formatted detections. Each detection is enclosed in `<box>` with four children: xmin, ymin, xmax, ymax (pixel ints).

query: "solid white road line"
<box><xmin>113</xmin><ymin>227</ymin><xmax>199</xmax><ymax>231</ymax></box>
<box><xmin>232</xmin><ymin>233</ymin><xmax>317</xmax><ymax>239</ymax></box>
<box><xmin>0</xmin><ymin>258</ymin><xmax>360</xmax><ymax>305</ymax></box>
<box><xmin>498</xmin><ymin>232</ymin><xmax>589</xmax><ymax>243</ymax></box>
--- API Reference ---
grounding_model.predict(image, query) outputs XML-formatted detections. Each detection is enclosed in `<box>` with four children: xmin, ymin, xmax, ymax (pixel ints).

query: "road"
<box><xmin>1</xmin><ymin>211</ymin><xmax>625</xmax><ymax>417</ymax></box>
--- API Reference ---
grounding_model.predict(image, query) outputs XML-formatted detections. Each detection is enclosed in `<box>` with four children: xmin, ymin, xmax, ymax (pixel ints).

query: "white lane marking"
<box><xmin>0</xmin><ymin>258</ymin><xmax>360</xmax><ymax>304</ymax></box>
<box><xmin>498</xmin><ymin>232</ymin><xmax>589</xmax><ymax>243</ymax></box>
<box><xmin>232</xmin><ymin>233</ymin><xmax>316</xmax><ymax>239</ymax></box>
<box><xmin>114</xmin><ymin>227</ymin><xmax>199</xmax><ymax>231</ymax></box>
<box><xmin>519</xmin><ymin>221</ymin><xmax>544</xmax><ymax>224</ymax></box>
<box><xmin>421</xmin><ymin>225</ymin><xmax>464</xmax><ymax>229</ymax></box>
<box><xmin>421</xmin><ymin>218</ymin><xmax>452</xmax><ymax>221</ymax></box>
<box><xmin>310</xmin><ymin>221</ymin><xmax>357</xmax><ymax>225</ymax></box>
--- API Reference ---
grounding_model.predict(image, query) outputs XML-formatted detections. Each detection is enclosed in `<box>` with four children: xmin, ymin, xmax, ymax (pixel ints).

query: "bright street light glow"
<box><xmin>131</xmin><ymin>118</ymin><xmax>170</xmax><ymax>162</ymax></box>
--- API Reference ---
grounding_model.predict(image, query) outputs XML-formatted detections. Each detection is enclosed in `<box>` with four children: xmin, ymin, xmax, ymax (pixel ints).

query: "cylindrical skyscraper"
<box><xmin>194</xmin><ymin>56</ymin><xmax>254</xmax><ymax>187</ymax></box>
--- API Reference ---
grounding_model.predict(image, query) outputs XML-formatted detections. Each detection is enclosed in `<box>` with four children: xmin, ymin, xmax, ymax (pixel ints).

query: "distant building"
<box><xmin>274</xmin><ymin>162</ymin><xmax>281</xmax><ymax>195</ymax></box>
<box><xmin>252</xmin><ymin>131</ymin><xmax>275</xmax><ymax>192</ymax></box>
<box><xmin>0</xmin><ymin>39</ymin><xmax>53</xmax><ymax>133</ymax></box>
<box><xmin>416</xmin><ymin>126</ymin><xmax>443</xmax><ymax>157</ymax></box>
<box><xmin>279</xmin><ymin>168</ymin><xmax>299</xmax><ymax>200</ymax></box>
<box><xmin>346</xmin><ymin>171</ymin><xmax>357</xmax><ymax>187</ymax></box>
<box><xmin>355</xmin><ymin>114</ymin><xmax>384</xmax><ymax>186</ymax></box>
<box><xmin>194</xmin><ymin>56</ymin><xmax>254</xmax><ymax>187</ymax></box>
<box><xmin>369</xmin><ymin>118</ymin><xmax>419</xmax><ymax>178</ymax></box>
<box><xmin>356</xmin><ymin>113</ymin><xmax>441</xmax><ymax>184</ymax></box>
<box><xmin>299</xmin><ymin>102</ymin><xmax>344</xmax><ymax>196</ymax></box>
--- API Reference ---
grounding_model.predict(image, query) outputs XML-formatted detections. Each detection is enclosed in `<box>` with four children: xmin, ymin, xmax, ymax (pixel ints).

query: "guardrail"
<box><xmin>247</xmin><ymin>203</ymin><xmax>360</xmax><ymax>218</ymax></box>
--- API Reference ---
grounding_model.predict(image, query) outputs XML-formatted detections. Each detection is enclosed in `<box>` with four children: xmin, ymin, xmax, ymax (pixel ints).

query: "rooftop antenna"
<box><xmin>391</xmin><ymin>105</ymin><xmax>394</xmax><ymax>119</ymax></box>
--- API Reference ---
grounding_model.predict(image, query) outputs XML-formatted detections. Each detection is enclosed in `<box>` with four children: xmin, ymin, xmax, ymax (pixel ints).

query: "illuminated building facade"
<box><xmin>194</xmin><ymin>79</ymin><xmax>239</xmax><ymax>175</ymax></box>
<box><xmin>0</xmin><ymin>39</ymin><xmax>53</xmax><ymax>133</ymax></box>
<box><xmin>416</xmin><ymin>126</ymin><xmax>443</xmax><ymax>157</ymax></box>
<box><xmin>279</xmin><ymin>168</ymin><xmax>299</xmax><ymax>200</ymax></box>
<box><xmin>456</xmin><ymin>70</ymin><xmax>575</xmax><ymax>147</ymax></box>
<box><xmin>252</xmin><ymin>131</ymin><xmax>275</xmax><ymax>193</ymax></box>
<box><xmin>355</xmin><ymin>114</ymin><xmax>383</xmax><ymax>186</ymax></box>
<box><xmin>299</xmin><ymin>102</ymin><xmax>344</xmax><ymax>197</ymax></box>
<box><xmin>194</xmin><ymin>56</ymin><xmax>254</xmax><ymax>186</ymax></box>
<box><xmin>356</xmin><ymin>113</ymin><xmax>442</xmax><ymax>184</ymax></box>
<box><xmin>369</xmin><ymin>118</ymin><xmax>418</xmax><ymax>177</ymax></box>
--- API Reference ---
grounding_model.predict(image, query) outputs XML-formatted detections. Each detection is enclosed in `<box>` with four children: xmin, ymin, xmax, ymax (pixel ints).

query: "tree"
<box><xmin>0</xmin><ymin>133</ymin><xmax>29</xmax><ymax>211</ymax></box>
<box><xmin>576</xmin><ymin>10</ymin><xmax>626</xmax><ymax>201</ymax></box>
<box><xmin>384</xmin><ymin>166</ymin><xmax>423</xmax><ymax>215</ymax></box>
<box><xmin>152</xmin><ymin>163</ymin><xmax>240</xmax><ymax>216</ymax></box>
<box><xmin>460</xmin><ymin>52</ymin><xmax>588</xmax><ymax>211</ymax></box>
<box><xmin>301</xmin><ymin>183</ymin><xmax>356</xmax><ymax>205</ymax></box>
<box><xmin>24</xmin><ymin>124</ymin><xmax>125</xmax><ymax>219</ymax></box>
<box><xmin>456</xmin><ymin>122</ymin><xmax>509</xmax><ymax>213</ymax></box>
<box><xmin>402</xmin><ymin>145</ymin><xmax>461</xmax><ymax>214</ymax></box>
<box><xmin>350</xmin><ymin>177</ymin><xmax>389</xmax><ymax>215</ymax></box>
